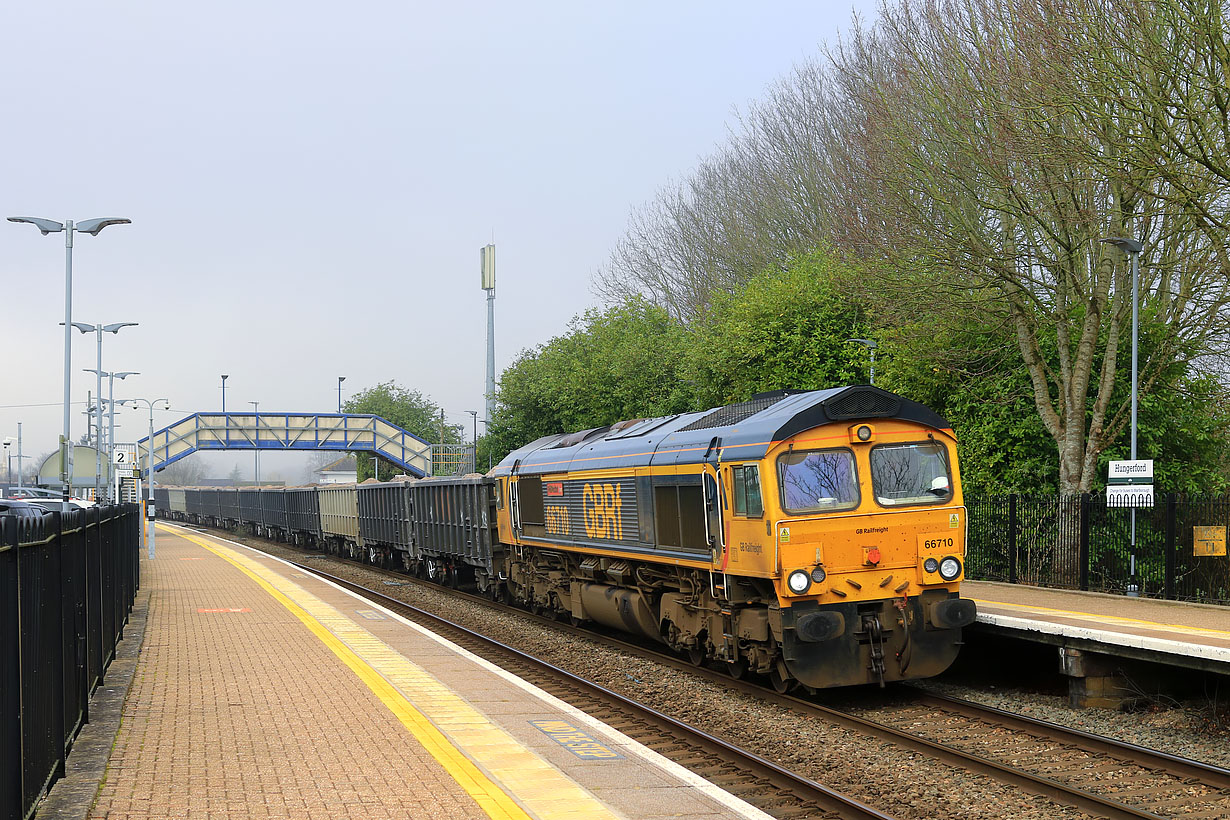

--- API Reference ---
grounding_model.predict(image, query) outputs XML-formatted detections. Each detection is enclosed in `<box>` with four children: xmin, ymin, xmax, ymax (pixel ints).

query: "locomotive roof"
<box><xmin>491</xmin><ymin>385</ymin><xmax>951</xmax><ymax>476</ymax></box>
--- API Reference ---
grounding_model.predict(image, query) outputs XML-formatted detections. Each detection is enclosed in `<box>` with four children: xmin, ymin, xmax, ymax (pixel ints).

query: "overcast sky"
<box><xmin>2</xmin><ymin>0</ymin><xmax>876</xmax><ymax>481</ymax></box>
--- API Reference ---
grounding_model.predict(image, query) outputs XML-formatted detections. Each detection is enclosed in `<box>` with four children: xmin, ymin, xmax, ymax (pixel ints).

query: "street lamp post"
<box><xmin>73</xmin><ymin>321</ymin><xmax>138</xmax><ymax>502</ymax></box>
<box><xmin>338</xmin><ymin>376</ymin><xmax>346</xmax><ymax>413</ymax></box>
<box><xmin>1101</xmin><ymin>236</ymin><xmax>1145</xmax><ymax>596</ymax></box>
<box><xmin>86</xmin><ymin>369</ymin><xmax>139</xmax><ymax>501</ymax></box>
<box><xmin>466</xmin><ymin>410</ymin><xmax>478</xmax><ymax>474</ymax></box>
<box><xmin>8</xmin><ymin>215</ymin><xmax>131</xmax><ymax>511</ymax></box>
<box><xmin>121</xmin><ymin>397</ymin><xmax>170</xmax><ymax>559</ymax></box>
<box><xmin>221</xmin><ymin>374</ymin><xmax>229</xmax><ymax>412</ymax></box>
<box><xmin>249</xmin><ymin>401</ymin><xmax>260</xmax><ymax>484</ymax></box>
<box><xmin>846</xmin><ymin>338</ymin><xmax>878</xmax><ymax>386</ymax></box>
<box><xmin>3</xmin><ymin>439</ymin><xmax>11</xmax><ymax>487</ymax></box>
<box><xmin>16</xmin><ymin>423</ymin><xmax>25</xmax><ymax>490</ymax></box>
<box><xmin>481</xmin><ymin>244</ymin><xmax>496</xmax><ymax>430</ymax></box>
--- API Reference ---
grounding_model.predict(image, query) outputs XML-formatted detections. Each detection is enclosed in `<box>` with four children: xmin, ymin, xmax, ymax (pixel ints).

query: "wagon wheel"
<box><xmin>726</xmin><ymin>658</ymin><xmax>747</xmax><ymax>680</ymax></box>
<box><xmin>769</xmin><ymin>664</ymin><xmax>795</xmax><ymax>694</ymax></box>
<box><xmin>687</xmin><ymin>647</ymin><xmax>706</xmax><ymax>667</ymax></box>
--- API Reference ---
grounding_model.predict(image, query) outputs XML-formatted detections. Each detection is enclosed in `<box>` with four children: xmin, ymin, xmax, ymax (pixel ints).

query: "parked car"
<box><xmin>26</xmin><ymin>498</ymin><xmax>90</xmax><ymax>513</ymax></box>
<box><xmin>7</xmin><ymin>487</ymin><xmax>95</xmax><ymax>506</ymax></box>
<box><xmin>0</xmin><ymin>499</ymin><xmax>48</xmax><ymax>518</ymax></box>
<box><xmin>6</xmin><ymin>487</ymin><xmax>60</xmax><ymax>500</ymax></box>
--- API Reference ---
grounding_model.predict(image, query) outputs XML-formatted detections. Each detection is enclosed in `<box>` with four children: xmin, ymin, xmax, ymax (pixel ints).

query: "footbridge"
<box><xmin>137</xmin><ymin>413</ymin><xmax>433</xmax><ymax>477</ymax></box>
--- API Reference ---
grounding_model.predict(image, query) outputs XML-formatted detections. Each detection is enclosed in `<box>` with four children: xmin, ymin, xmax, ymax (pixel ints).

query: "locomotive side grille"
<box><xmin>824</xmin><ymin>390</ymin><xmax>901</xmax><ymax>420</ymax></box>
<box><xmin>678</xmin><ymin>394</ymin><xmax>790</xmax><ymax>432</ymax></box>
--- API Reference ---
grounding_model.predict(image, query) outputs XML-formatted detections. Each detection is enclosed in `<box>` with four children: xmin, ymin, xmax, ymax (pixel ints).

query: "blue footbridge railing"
<box><xmin>137</xmin><ymin>413</ymin><xmax>433</xmax><ymax>478</ymax></box>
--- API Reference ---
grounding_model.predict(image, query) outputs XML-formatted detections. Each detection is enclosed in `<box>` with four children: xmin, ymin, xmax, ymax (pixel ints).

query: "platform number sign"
<box><xmin>113</xmin><ymin>446</ymin><xmax>137</xmax><ymax>467</ymax></box>
<box><xmin>1194</xmin><ymin>526</ymin><xmax>1227</xmax><ymax>557</ymax></box>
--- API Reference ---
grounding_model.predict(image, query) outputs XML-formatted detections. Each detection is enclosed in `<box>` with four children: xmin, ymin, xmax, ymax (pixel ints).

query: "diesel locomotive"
<box><xmin>159</xmin><ymin>384</ymin><xmax>976</xmax><ymax>690</ymax></box>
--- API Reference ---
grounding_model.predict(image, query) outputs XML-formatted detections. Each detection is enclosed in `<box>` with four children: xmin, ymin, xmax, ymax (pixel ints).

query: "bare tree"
<box><xmin>158</xmin><ymin>454</ymin><xmax>207</xmax><ymax>486</ymax></box>
<box><xmin>824</xmin><ymin>0</ymin><xmax>1230</xmax><ymax>492</ymax></box>
<box><xmin>595</xmin><ymin>0</ymin><xmax>1230</xmax><ymax>493</ymax></box>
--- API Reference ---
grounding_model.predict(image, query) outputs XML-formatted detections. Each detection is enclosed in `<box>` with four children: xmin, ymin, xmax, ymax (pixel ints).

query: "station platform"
<box><xmin>963</xmin><ymin>580</ymin><xmax>1230</xmax><ymax>706</ymax></box>
<box><xmin>963</xmin><ymin>580</ymin><xmax>1230</xmax><ymax>671</ymax></box>
<box><xmin>78</xmin><ymin>525</ymin><xmax>772</xmax><ymax>820</ymax></box>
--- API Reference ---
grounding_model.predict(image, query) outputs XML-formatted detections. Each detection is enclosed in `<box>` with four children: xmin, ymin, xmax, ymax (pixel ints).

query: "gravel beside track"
<box><xmin>219</xmin><ymin>531</ymin><xmax>1229</xmax><ymax>820</ymax></box>
<box><xmin>911</xmin><ymin>679</ymin><xmax>1230</xmax><ymax>769</ymax></box>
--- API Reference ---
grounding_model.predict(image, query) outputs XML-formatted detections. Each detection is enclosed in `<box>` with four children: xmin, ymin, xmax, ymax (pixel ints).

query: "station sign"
<box><xmin>1108</xmin><ymin>459</ymin><xmax>1153</xmax><ymax>483</ymax></box>
<box><xmin>113</xmin><ymin>445</ymin><xmax>137</xmax><ymax>466</ymax></box>
<box><xmin>1106</xmin><ymin>484</ymin><xmax>1154</xmax><ymax>508</ymax></box>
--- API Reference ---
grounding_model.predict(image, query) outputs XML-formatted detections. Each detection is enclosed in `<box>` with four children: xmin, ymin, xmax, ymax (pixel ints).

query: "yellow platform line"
<box><xmin>171</xmin><ymin>527</ymin><xmax>621</xmax><ymax>820</ymax></box>
<box><xmin>970</xmin><ymin>597</ymin><xmax>1230</xmax><ymax>638</ymax></box>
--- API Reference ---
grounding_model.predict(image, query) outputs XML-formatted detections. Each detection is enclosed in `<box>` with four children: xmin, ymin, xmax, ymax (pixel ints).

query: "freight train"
<box><xmin>157</xmin><ymin>385</ymin><xmax>976</xmax><ymax>690</ymax></box>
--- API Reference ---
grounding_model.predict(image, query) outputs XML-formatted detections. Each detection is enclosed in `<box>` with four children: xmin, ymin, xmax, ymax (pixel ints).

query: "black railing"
<box><xmin>1</xmin><ymin>504</ymin><xmax>140</xmax><ymax>820</ymax></box>
<box><xmin>966</xmin><ymin>494</ymin><xmax>1230</xmax><ymax>604</ymax></box>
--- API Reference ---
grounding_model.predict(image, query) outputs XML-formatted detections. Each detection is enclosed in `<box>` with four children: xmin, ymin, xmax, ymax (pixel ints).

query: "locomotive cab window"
<box><xmin>777</xmin><ymin>449</ymin><xmax>859</xmax><ymax>513</ymax></box>
<box><xmin>731</xmin><ymin>464</ymin><xmax>764</xmax><ymax>517</ymax></box>
<box><xmin>869</xmin><ymin>441</ymin><xmax>952</xmax><ymax>507</ymax></box>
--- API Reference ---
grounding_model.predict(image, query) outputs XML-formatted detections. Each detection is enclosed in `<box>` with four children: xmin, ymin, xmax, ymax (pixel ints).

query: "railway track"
<box><xmin>288</xmin><ymin>559</ymin><xmax>893</xmax><ymax>820</ymax></box>
<box><xmin>228</xmin><ymin>530</ymin><xmax>1230</xmax><ymax>820</ymax></box>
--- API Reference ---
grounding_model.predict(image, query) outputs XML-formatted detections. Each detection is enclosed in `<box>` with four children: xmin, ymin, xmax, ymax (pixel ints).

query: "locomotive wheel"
<box><xmin>687</xmin><ymin>647</ymin><xmax>706</xmax><ymax>667</ymax></box>
<box><xmin>770</xmin><ymin>664</ymin><xmax>796</xmax><ymax>694</ymax></box>
<box><xmin>726</xmin><ymin>659</ymin><xmax>747</xmax><ymax>679</ymax></box>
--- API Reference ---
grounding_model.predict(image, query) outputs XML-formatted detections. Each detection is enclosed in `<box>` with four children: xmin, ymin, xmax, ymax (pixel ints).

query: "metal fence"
<box><xmin>966</xmin><ymin>494</ymin><xmax>1230</xmax><ymax>604</ymax></box>
<box><xmin>430</xmin><ymin>444</ymin><xmax>477</xmax><ymax>476</ymax></box>
<box><xmin>1</xmin><ymin>504</ymin><xmax>140</xmax><ymax>820</ymax></box>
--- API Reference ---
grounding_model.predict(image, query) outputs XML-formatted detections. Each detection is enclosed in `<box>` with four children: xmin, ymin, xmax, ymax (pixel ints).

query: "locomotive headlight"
<box><xmin>923</xmin><ymin>557</ymin><xmax>939</xmax><ymax>574</ymax></box>
<box><xmin>787</xmin><ymin>569</ymin><xmax>812</xmax><ymax>594</ymax></box>
<box><xmin>856</xmin><ymin>425</ymin><xmax>873</xmax><ymax>441</ymax></box>
<box><xmin>811</xmin><ymin>566</ymin><xmax>827</xmax><ymax>584</ymax></box>
<box><xmin>938</xmin><ymin>556</ymin><xmax>962</xmax><ymax>580</ymax></box>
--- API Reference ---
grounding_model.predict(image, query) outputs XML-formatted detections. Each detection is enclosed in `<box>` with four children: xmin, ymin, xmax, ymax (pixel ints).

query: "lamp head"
<box><xmin>115</xmin><ymin>371</ymin><xmax>139</xmax><ymax>380</ymax></box>
<box><xmin>8</xmin><ymin>216</ymin><xmax>65</xmax><ymax>235</ymax></box>
<box><xmin>103</xmin><ymin>322</ymin><xmax>138</xmax><ymax>334</ymax></box>
<box><xmin>846</xmin><ymin>338</ymin><xmax>878</xmax><ymax>350</ymax></box>
<box><xmin>75</xmin><ymin>217</ymin><xmax>131</xmax><ymax>236</ymax></box>
<box><xmin>70</xmin><ymin>321</ymin><xmax>97</xmax><ymax>334</ymax></box>
<box><xmin>1100</xmin><ymin>236</ymin><xmax>1144</xmax><ymax>255</ymax></box>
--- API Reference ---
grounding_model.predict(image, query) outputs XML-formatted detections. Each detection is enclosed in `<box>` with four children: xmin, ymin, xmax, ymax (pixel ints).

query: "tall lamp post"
<box><xmin>85</xmin><ymin>369</ymin><xmax>139</xmax><ymax>501</ymax></box>
<box><xmin>3</xmin><ymin>439</ymin><xmax>11</xmax><ymax>487</ymax></box>
<box><xmin>480</xmin><ymin>244</ymin><xmax>496</xmax><ymax>430</ymax></box>
<box><xmin>337</xmin><ymin>376</ymin><xmax>346</xmax><ymax>413</ymax></box>
<box><xmin>846</xmin><ymin>338</ymin><xmax>878</xmax><ymax>386</ymax></box>
<box><xmin>122</xmin><ymin>397</ymin><xmax>170</xmax><ymax>559</ymax></box>
<box><xmin>221</xmin><ymin>374</ymin><xmax>229</xmax><ymax>412</ymax></box>
<box><xmin>15</xmin><ymin>423</ymin><xmax>26</xmax><ymax>490</ymax></box>
<box><xmin>1101</xmin><ymin>236</ymin><xmax>1145</xmax><ymax>596</ymax></box>
<box><xmin>73</xmin><ymin>321</ymin><xmax>138</xmax><ymax>502</ymax></box>
<box><xmin>466</xmin><ymin>410</ymin><xmax>478</xmax><ymax>474</ymax></box>
<box><xmin>249</xmin><ymin>401</ymin><xmax>260</xmax><ymax>484</ymax></box>
<box><xmin>8</xmin><ymin>215</ymin><xmax>131</xmax><ymax>510</ymax></box>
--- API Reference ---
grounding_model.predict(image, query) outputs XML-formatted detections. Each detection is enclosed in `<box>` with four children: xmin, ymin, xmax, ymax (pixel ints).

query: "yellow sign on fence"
<box><xmin>1193</xmin><ymin>526</ymin><xmax>1227</xmax><ymax>557</ymax></box>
